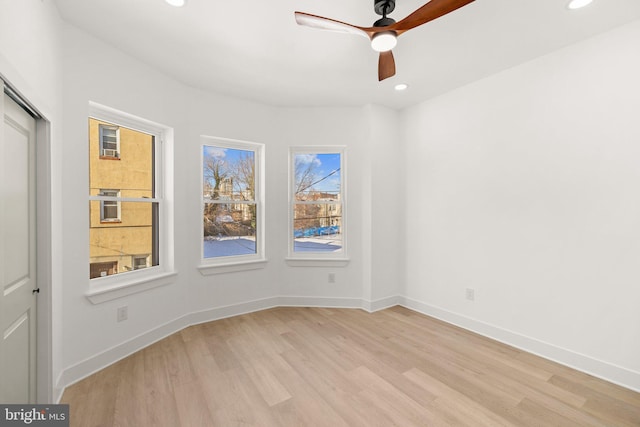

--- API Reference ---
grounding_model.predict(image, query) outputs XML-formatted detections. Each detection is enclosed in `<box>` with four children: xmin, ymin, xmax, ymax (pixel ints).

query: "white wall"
<box><xmin>275</xmin><ymin>106</ymin><xmax>367</xmax><ymax>302</ymax></box>
<box><xmin>403</xmin><ymin>19</ymin><xmax>640</xmax><ymax>391</ymax></box>
<box><xmin>364</xmin><ymin>104</ymin><xmax>405</xmax><ymax>307</ymax></box>
<box><xmin>10</xmin><ymin>0</ymin><xmax>637</xmax><ymax>401</ymax></box>
<box><xmin>0</xmin><ymin>0</ymin><xmax>62</xmax><ymax>107</ymax></box>
<box><xmin>57</xmin><ymin>22</ymin><xmax>402</xmax><ymax>395</ymax></box>
<box><xmin>0</xmin><ymin>0</ymin><xmax>64</xmax><ymax>402</ymax></box>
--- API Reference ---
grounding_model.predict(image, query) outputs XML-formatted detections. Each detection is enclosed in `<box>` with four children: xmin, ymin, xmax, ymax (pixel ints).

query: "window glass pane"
<box><xmin>100</xmin><ymin>189</ymin><xmax>120</xmax><ymax>221</ymax></box>
<box><xmin>203</xmin><ymin>203</ymin><xmax>257</xmax><ymax>258</ymax></box>
<box><xmin>99</xmin><ymin>125</ymin><xmax>119</xmax><ymax>156</ymax></box>
<box><xmin>292</xmin><ymin>151</ymin><xmax>343</xmax><ymax>254</ymax></box>
<box><xmin>102</xmin><ymin>130</ymin><xmax>117</xmax><ymax>148</ymax></box>
<box><xmin>202</xmin><ymin>143</ymin><xmax>260</xmax><ymax>261</ymax></box>
<box><xmin>90</xmin><ymin>119</ymin><xmax>154</xmax><ymax>196</ymax></box>
<box><xmin>203</xmin><ymin>146</ymin><xmax>255</xmax><ymax>201</ymax></box>
<box><xmin>89</xmin><ymin>117</ymin><xmax>158</xmax><ymax>279</ymax></box>
<box><xmin>293</xmin><ymin>203</ymin><xmax>342</xmax><ymax>252</ymax></box>
<box><xmin>294</xmin><ymin>153</ymin><xmax>341</xmax><ymax>199</ymax></box>
<box><xmin>89</xmin><ymin>201</ymin><xmax>158</xmax><ymax>278</ymax></box>
<box><xmin>102</xmin><ymin>202</ymin><xmax>118</xmax><ymax>220</ymax></box>
<box><xmin>133</xmin><ymin>256</ymin><xmax>149</xmax><ymax>270</ymax></box>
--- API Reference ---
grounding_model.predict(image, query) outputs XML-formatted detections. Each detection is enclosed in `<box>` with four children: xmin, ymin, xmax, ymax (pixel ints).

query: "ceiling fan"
<box><xmin>295</xmin><ymin>0</ymin><xmax>475</xmax><ymax>81</ymax></box>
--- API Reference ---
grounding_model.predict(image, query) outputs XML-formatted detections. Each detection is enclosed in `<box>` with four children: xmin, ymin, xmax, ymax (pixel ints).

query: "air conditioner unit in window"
<box><xmin>102</xmin><ymin>148</ymin><xmax>119</xmax><ymax>158</ymax></box>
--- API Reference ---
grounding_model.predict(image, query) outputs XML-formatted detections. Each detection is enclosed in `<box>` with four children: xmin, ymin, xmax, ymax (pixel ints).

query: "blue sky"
<box><xmin>295</xmin><ymin>153</ymin><xmax>341</xmax><ymax>193</ymax></box>
<box><xmin>203</xmin><ymin>147</ymin><xmax>340</xmax><ymax>193</ymax></box>
<box><xmin>203</xmin><ymin>146</ymin><xmax>253</xmax><ymax>166</ymax></box>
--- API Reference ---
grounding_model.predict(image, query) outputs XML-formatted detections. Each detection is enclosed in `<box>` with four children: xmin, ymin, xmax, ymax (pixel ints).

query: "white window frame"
<box><xmin>99</xmin><ymin>124</ymin><xmax>120</xmax><ymax>158</ymax></box>
<box><xmin>287</xmin><ymin>146</ymin><xmax>349</xmax><ymax>266</ymax></box>
<box><xmin>86</xmin><ymin>102</ymin><xmax>175</xmax><ymax>304</ymax></box>
<box><xmin>198</xmin><ymin>136</ymin><xmax>266</xmax><ymax>275</ymax></box>
<box><xmin>99</xmin><ymin>189</ymin><xmax>121</xmax><ymax>222</ymax></box>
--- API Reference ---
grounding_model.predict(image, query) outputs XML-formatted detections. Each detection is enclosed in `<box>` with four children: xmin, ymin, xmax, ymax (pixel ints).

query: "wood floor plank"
<box><xmin>84</xmin><ymin>365</ymin><xmax>118</xmax><ymax>426</ymax></box>
<box><xmin>208</xmin><ymin>367</ymin><xmax>280</xmax><ymax>427</ymax></box>
<box><xmin>112</xmin><ymin>352</ymin><xmax>147</xmax><ymax>427</ymax></box>
<box><xmin>60</xmin><ymin>376</ymin><xmax>92</xmax><ymax>424</ymax></box>
<box><xmin>225</xmin><ymin>331</ymin><xmax>292</xmax><ymax>407</ymax></box>
<box><xmin>141</xmin><ymin>343</ymin><xmax>181</xmax><ymax>427</ymax></box>
<box><xmin>61</xmin><ymin>306</ymin><xmax>640</xmax><ymax>426</ymax></box>
<box><xmin>350</xmin><ymin>365</ymin><xmax>456</xmax><ymax>427</ymax></box>
<box><xmin>549</xmin><ymin>374</ymin><xmax>640</xmax><ymax>426</ymax></box>
<box><xmin>277</xmin><ymin>348</ymin><xmax>375</xmax><ymax>426</ymax></box>
<box><xmin>172</xmin><ymin>380</ymin><xmax>216</xmax><ymax>427</ymax></box>
<box><xmin>160</xmin><ymin>332</ymin><xmax>196</xmax><ymax>387</ymax></box>
<box><xmin>509</xmin><ymin>397</ymin><xmax>588</xmax><ymax>427</ymax></box>
<box><xmin>404</xmin><ymin>367</ymin><xmax>517</xmax><ymax>427</ymax></box>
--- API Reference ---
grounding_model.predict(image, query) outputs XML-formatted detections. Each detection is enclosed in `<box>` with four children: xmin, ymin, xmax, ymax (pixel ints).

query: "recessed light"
<box><xmin>567</xmin><ymin>0</ymin><xmax>593</xmax><ymax>10</ymax></box>
<box><xmin>394</xmin><ymin>83</ymin><xmax>408</xmax><ymax>91</ymax></box>
<box><xmin>165</xmin><ymin>0</ymin><xmax>186</xmax><ymax>7</ymax></box>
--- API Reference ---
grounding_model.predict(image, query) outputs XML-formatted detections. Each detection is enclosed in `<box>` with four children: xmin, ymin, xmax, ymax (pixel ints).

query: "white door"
<box><xmin>0</xmin><ymin>83</ymin><xmax>38</xmax><ymax>403</ymax></box>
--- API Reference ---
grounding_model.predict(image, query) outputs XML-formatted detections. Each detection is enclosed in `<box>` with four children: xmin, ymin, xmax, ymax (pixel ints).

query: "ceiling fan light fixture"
<box><xmin>567</xmin><ymin>0</ymin><xmax>593</xmax><ymax>9</ymax></box>
<box><xmin>295</xmin><ymin>0</ymin><xmax>477</xmax><ymax>81</ymax></box>
<box><xmin>394</xmin><ymin>83</ymin><xmax>408</xmax><ymax>91</ymax></box>
<box><xmin>371</xmin><ymin>31</ymin><xmax>397</xmax><ymax>52</ymax></box>
<box><xmin>165</xmin><ymin>0</ymin><xmax>186</xmax><ymax>7</ymax></box>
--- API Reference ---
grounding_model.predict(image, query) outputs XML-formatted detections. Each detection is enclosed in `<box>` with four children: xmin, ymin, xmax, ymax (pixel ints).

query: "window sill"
<box><xmin>198</xmin><ymin>259</ymin><xmax>268</xmax><ymax>276</ymax></box>
<box><xmin>285</xmin><ymin>258</ymin><xmax>350</xmax><ymax>267</ymax></box>
<box><xmin>86</xmin><ymin>271</ymin><xmax>177</xmax><ymax>304</ymax></box>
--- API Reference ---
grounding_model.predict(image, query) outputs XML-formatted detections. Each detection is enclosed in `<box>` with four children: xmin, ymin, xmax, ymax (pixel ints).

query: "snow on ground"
<box><xmin>203</xmin><ymin>236</ymin><xmax>341</xmax><ymax>257</ymax></box>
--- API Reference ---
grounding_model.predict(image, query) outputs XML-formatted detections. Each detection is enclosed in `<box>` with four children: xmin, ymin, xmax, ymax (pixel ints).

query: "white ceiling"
<box><xmin>54</xmin><ymin>0</ymin><xmax>640</xmax><ymax>110</ymax></box>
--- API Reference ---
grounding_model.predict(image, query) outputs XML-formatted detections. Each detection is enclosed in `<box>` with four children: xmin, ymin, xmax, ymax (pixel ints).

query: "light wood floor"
<box><xmin>61</xmin><ymin>306</ymin><xmax>640</xmax><ymax>426</ymax></box>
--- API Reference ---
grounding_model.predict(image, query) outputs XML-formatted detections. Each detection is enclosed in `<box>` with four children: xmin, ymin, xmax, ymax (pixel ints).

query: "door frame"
<box><xmin>2</xmin><ymin>76</ymin><xmax>54</xmax><ymax>403</ymax></box>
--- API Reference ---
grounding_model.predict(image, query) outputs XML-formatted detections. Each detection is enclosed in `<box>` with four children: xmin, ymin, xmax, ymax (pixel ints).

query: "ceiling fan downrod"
<box><xmin>374</xmin><ymin>0</ymin><xmax>397</xmax><ymax>26</ymax></box>
<box><xmin>374</xmin><ymin>0</ymin><xmax>396</xmax><ymax>16</ymax></box>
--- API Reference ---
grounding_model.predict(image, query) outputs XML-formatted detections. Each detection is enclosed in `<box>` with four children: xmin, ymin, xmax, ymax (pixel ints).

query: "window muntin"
<box><xmin>89</xmin><ymin>117</ymin><xmax>160</xmax><ymax>280</ymax></box>
<box><xmin>290</xmin><ymin>149</ymin><xmax>345</xmax><ymax>257</ymax></box>
<box><xmin>201</xmin><ymin>138</ymin><xmax>264</xmax><ymax>264</ymax></box>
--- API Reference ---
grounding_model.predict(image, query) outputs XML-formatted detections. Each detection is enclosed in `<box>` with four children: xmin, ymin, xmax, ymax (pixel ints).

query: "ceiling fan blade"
<box><xmin>392</xmin><ymin>0</ymin><xmax>475</xmax><ymax>35</ymax></box>
<box><xmin>378</xmin><ymin>51</ymin><xmax>396</xmax><ymax>81</ymax></box>
<box><xmin>294</xmin><ymin>12</ymin><xmax>371</xmax><ymax>39</ymax></box>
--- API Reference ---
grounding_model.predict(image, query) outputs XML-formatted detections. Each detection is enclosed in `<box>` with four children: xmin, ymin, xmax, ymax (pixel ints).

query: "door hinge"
<box><xmin>32</xmin><ymin>288</ymin><xmax>40</xmax><ymax>294</ymax></box>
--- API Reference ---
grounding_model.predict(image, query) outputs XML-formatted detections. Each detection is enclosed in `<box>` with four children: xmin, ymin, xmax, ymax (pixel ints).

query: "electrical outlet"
<box><xmin>117</xmin><ymin>306</ymin><xmax>128</xmax><ymax>322</ymax></box>
<box><xmin>465</xmin><ymin>288</ymin><xmax>475</xmax><ymax>301</ymax></box>
<box><xmin>328</xmin><ymin>273</ymin><xmax>336</xmax><ymax>283</ymax></box>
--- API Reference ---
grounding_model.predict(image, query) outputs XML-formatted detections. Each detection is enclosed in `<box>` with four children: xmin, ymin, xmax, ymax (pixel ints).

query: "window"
<box><xmin>99</xmin><ymin>124</ymin><xmax>120</xmax><ymax>158</ymax></box>
<box><xmin>90</xmin><ymin>261</ymin><xmax>118</xmax><ymax>279</ymax></box>
<box><xmin>200</xmin><ymin>137</ymin><xmax>265</xmax><ymax>271</ymax></box>
<box><xmin>132</xmin><ymin>255</ymin><xmax>149</xmax><ymax>270</ymax></box>
<box><xmin>289</xmin><ymin>147</ymin><xmax>346</xmax><ymax>261</ymax></box>
<box><xmin>99</xmin><ymin>189</ymin><xmax>120</xmax><ymax>222</ymax></box>
<box><xmin>87</xmin><ymin>103</ymin><xmax>174</xmax><ymax>298</ymax></box>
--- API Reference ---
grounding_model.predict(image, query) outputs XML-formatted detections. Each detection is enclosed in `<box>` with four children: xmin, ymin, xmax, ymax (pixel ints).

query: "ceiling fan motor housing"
<box><xmin>374</xmin><ymin>17</ymin><xmax>396</xmax><ymax>27</ymax></box>
<box><xmin>374</xmin><ymin>0</ymin><xmax>396</xmax><ymax>16</ymax></box>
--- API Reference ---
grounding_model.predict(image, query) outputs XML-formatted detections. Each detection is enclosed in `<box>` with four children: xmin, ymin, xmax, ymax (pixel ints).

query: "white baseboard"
<box><xmin>364</xmin><ymin>295</ymin><xmax>403</xmax><ymax>312</ymax></box>
<box><xmin>57</xmin><ymin>313</ymin><xmax>192</xmax><ymax>402</ymax></box>
<box><xmin>278</xmin><ymin>296</ymin><xmax>364</xmax><ymax>310</ymax></box>
<box><xmin>56</xmin><ymin>295</ymin><xmax>367</xmax><ymax>401</ymax></box>
<box><xmin>187</xmin><ymin>296</ymin><xmax>281</xmax><ymax>326</ymax></box>
<box><xmin>399</xmin><ymin>296</ymin><xmax>640</xmax><ymax>393</ymax></box>
<box><xmin>56</xmin><ymin>294</ymin><xmax>640</xmax><ymax>403</ymax></box>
